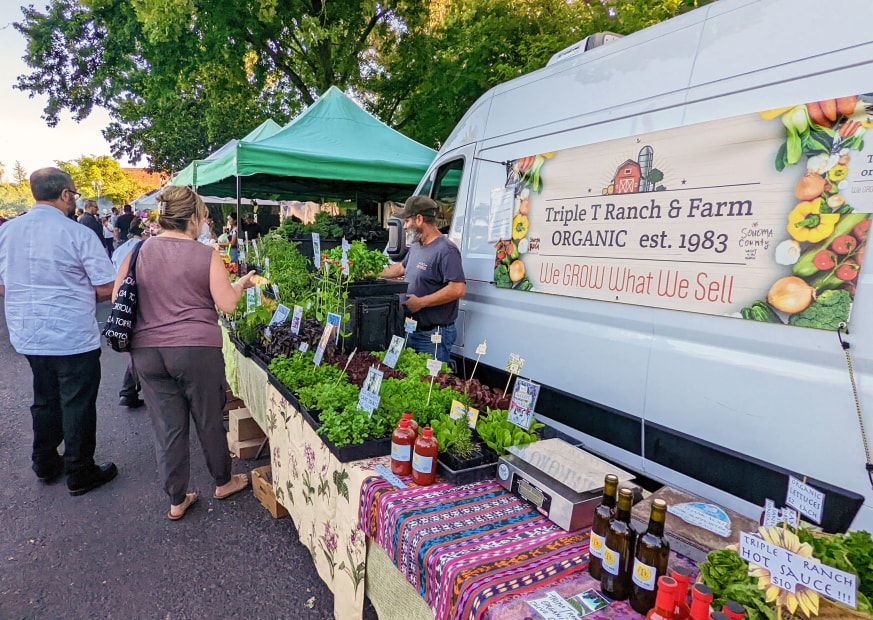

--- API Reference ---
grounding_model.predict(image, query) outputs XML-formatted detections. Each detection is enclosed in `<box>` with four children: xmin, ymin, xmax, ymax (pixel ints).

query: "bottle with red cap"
<box><xmin>391</xmin><ymin>419</ymin><xmax>415</xmax><ymax>475</ymax></box>
<box><xmin>711</xmin><ymin>612</ymin><xmax>731</xmax><ymax>620</ymax></box>
<box><xmin>670</xmin><ymin>566</ymin><xmax>692</xmax><ymax>620</ymax></box>
<box><xmin>722</xmin><ymin>601</ymin><xmax>746</xmax><ymax>620</ymax></box>
<box><xmin>689</xmin><ymin>583</ymin><xmax>713</xmax><ymax>620</ymax></box>
<box><xmin>411</xmin><ymin>427</ymin><xmax>438</xmax><ymax>485</ymax></box>
<box><xmin>646</xmin><ymin>576</ymin><xmax>678</xmax><ymax>620</ymax></box>
<box><xmin>402</xmin><ymin>412</ymin><xmax>419</xmax><ymax>438</ymax></box>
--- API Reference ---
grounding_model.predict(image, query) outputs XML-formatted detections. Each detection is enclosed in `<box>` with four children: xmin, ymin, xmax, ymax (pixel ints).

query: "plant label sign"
<box><xmin>358</xmin><ymin>367</ymin><xmax>384</xmax><ymax>417</ymax></box>
<box><xmin>290</xmin><ymin>305</ymin><xmax>303</xmax><ymax>335</ymax></box>
<box><xmin>476</xmin><ymin>341</ymin><xmax>487</xmax><ymax>356</ymax></box>
<box><xmin>506</xmin><ymin>353</ymin><xmax>525</xmax><ymax>375</ymax></box>
<box><xmin>404</xmin><ymin>318</ymin><xmax>417</xmax><ymax>333</ymax></box>
<box><xmin>507</xmin><ymin>378</ymin><xmax>540</xmax><ymax>430</ymax></box>
<box><xmin>426</xmin><ymin>359</ymin><xmax>442</xmax><ymax>377</ymax></box>
<box><xmin>264</xmin><ymin>257</ymin><xmax>270</xmax><ymax>279</ymax></box>
<box><xmin>312</xmin><ymin>232</ymin><xmax>321</xmax><ymax>269</ymax></box>
<box><xmin>374</xmin><ymin>464</ymin><xmax>407</xmax><ymax>489</ymax></box>
<box><xmin>313</xmin><ymin>323</ymin><xmax>334</xmax><ymax>366</ymax></box>
<box><xmin>383</xmin><ymin>335</ymin><xmax>405</xmax><ymax>369</ymax></box>
<box><xmin>341</xmin><ymin>238</ymin><xmax>350</xmax><ymax>275</ymax></box>
<box><xmin>245</xmin><ymin>287</ymin><xmax>256</xmax><ymax>315</ymax></box>
<box><xmin>264</xmin><ymin>303</ymin><xmax>291</xmax><ymax>339</ymax></box>
<box><xmin>449</xmin><ymin>400</ymin><xmax>466</xmax><ymax>421</ymax></box>
<box><xmin>762</xmin><ymin>498</ymin><xmax>799</xmax><ymax>528</ymax></box>
<box><xmin>431</xmin><ymin>330</ymin><xmax>442</xmax><ymax>344</ymax></box>
<box><xmin>786</xmin><ymin>476</ymin><xmax>824</xmax><ymax>524</ymax></box>
<box><xmin>298</xmin><ymin>342</ymin><xmax>309</xmax><ymax>353</ymax></box>
<box><xmin>525</xmin><ymin>591</ymin><xmax>583</xmax><ymax>620</ymax></box>
<box><xmin>271</xmin><ymin>284</ymin><xmax>279</xmax><ymax>300</ymax></box>
<box><xmin>739</xmin><ymin>531</ymin><xmax>858</xmax><ymax>608</ymax></box>
<box><xmin>252</xmin><ymin>239</ymin><xmax>259</xmax><ymax>259</ymax></box>
<box><xmin>327</xmin><ymin>312</ymin><xmax>342</xmax><ymax>345</ymax></box>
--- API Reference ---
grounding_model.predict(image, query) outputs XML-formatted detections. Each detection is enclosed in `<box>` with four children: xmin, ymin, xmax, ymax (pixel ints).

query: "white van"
<box><xmin>410</xmin><ymin>0</ymin><xmax>873</xmax><ymax>532</ymax></box>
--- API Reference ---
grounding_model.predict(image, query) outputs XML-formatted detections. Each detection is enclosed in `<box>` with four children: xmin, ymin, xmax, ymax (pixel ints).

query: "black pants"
<box><xmin>26</xmin><ymin>349</ymin><xmax>102</xmax><ymax>483</ymax></box>
<box><xmin>119</xmin><ymin>357</ymin><xmax>140</xmax><ymax>399</ymax></box>
<box><xmin>132</xmin><ymin>346</ymin><xmax>230</xmax><ymax>504</ymax></box>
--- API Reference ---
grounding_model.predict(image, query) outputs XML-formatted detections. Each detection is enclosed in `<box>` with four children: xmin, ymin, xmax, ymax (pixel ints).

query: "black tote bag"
<box><xmin>102</xmin><ymin>241</ymin><xmax>143</xmax><ymax>352</ymax></box>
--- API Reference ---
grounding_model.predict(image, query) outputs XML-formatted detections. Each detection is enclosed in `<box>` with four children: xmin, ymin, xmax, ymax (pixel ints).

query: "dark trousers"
<box><xmin>119</xmin><ymin>357</ymin><xmax>140</xmax><ymax>399</ymax></box>
<box><xmin>132</xmin><ymin>346</ymin><xmax>231</xmax><ymax>504</ymax></box>
<box><xmin>26</xmin><ymin>349</ymin><xmax>102</xmax><ymax>482</ymax></box>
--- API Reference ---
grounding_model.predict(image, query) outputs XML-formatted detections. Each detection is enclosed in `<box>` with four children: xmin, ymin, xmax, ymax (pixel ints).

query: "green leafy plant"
<box><xmin>795</xmin><ymin>526</ymin><xmax>873</xmax><ymax>613</ymax></box>
<box><xmin>698</xmin><ymin>549</ymin><xmax>776</xmax><ymax>620</ymax></box>
<box><xmin>475</xmin><ymin>407</ymin><xmax>542</xmax><ymax>456</ymax></box>
<box><xmin>430</xmin><ymin>414</ymin><xmax>476</xmax><ymax>459</ymax></box>
<box><xmin>325</xmin><ymin>240</ymin><xmax>389</xmax><ymax>282</ymax></box>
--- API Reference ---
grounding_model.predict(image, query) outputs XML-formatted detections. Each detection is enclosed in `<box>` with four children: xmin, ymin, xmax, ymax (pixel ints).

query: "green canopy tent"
<box><xmin>186</xmin><ymin>86</ymin><xmax>435</xmax><ymax>206</ymax></box>
<box><xmin>172</xmin><ymin>119</ymin><xmax>283</xmax><ymax>188</ymax></box>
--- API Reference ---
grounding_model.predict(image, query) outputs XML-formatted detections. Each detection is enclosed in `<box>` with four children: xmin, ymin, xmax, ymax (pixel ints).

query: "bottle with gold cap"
<box><xmin>589</xmin><ymin>474</ymin><xmax>619</xmax><ymax>580</ymax></box>
<box><xmin>629</xmin><ymin>498</ymin><xmax>671</xmax><ymax>614</ymax></box>
<box><xmin>600</xmin><ymin>487</ymin><xmax>636</xmax><ymax>600</ymax></box>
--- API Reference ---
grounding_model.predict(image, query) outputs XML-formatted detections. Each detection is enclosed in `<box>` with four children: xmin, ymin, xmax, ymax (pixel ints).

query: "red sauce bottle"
<box><xmin>647</xmin><ymin>576</ymin><xmax>678</xmax><ymax>620</ymax></box>
<box><xmin>722</xmin><ymin>601</ymin><xmax>746</xmax><ymax>620</ymax></box>
<box><xmin>402</xmin><ymin>412</ymin><xmax>419</xmax><ymax>438</ymax></box>
<box><xmin>391</xmin><ymin>419</ymin><xmax>415</xmax><ymax>476</ymax></box>
<box><xmin>689</xmin><ymin>583</ymin><xmax>713</xmax><ymax>620</ymax></box>
<box><xmin>670</xmin><ymin>566</ymin><xmax>692</xmax><ymax>620</ymax></box>
<box><xmin>411</xmin><ymin>427</ymin><xmax>438</xmax><ymax>485</ymax></box>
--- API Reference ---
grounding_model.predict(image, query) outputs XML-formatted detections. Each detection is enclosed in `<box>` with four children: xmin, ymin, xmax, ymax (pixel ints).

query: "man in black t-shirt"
<box><xmin>115</xmin><ymin>204</ymin><xmax>135</xmax><ymax>242</ymax></box>
<box><xmin>380</xmin><ymin>196</ymin><xmax>466</xmax><ymax>363</ymax></box>
<box><xmin>241</xmin><ymin>213</ymin><xmax>261</xmax><ymax>241</ymax></box>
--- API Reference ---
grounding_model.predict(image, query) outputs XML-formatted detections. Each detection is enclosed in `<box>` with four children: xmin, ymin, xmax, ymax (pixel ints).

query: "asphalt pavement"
<box><xmin>0</xmin><ymin>299</ymin><xmax>378</xmax><ymax>619</ymax></box>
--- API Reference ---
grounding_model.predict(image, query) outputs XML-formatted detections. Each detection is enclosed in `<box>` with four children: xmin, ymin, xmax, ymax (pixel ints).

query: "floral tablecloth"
<box><xmin>263</xmin><ymin>383</ymin><xmax>390</xmax><ymax>620</ymax></box>
<box><xmin>235</xmin><ymin>351</ymin><xmax>269</xmax><ymax>431</ymax></box>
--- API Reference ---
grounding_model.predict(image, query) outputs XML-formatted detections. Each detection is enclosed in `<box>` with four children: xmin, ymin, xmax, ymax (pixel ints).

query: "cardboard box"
<box><xmin>228</xmin><ymin>434</ymin><xmax>267</xmax><ymax>460</ymax></box>
<box><xmin>252</xmin><ymin>465</ymin><xmax>288</xmax><ymax>518</ymax></box>
<box><xmin>229</xmin><ymin>408</ymin><xmax>265</xmax><ymax>442</ymax></box>
<box><xmin>631</xmin><ymin>486</ymin><xmax>759</xmax><ymax>562</ymax></box>
<box><xmin>224</xmin><ymin>397</ymin><xmax>245</xmax><ymax>412</ymax></box>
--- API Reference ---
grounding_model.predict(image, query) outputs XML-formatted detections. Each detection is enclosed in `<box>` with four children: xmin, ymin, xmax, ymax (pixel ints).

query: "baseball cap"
<box><xmin>399</xmin><ymin>195</ymin><xmax>438</xmax><ymax>219</ymax></box>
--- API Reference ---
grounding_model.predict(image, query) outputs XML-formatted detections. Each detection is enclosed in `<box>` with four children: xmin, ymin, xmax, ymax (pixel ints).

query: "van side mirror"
<box><xmin>386</xmin><ymin>216</ymin><xmax>408</xmax><ymax>262</ymax></box>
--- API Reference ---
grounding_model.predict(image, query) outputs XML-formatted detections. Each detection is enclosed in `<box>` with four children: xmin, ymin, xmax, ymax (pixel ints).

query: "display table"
<box><xmin>235</xmin><ymin>351</ymin><xmax>269</xmax><ymax>431</ymax></box>
<box><xmin>359</xmin><ymin>477</ymin><xmax>592</xmax><ymax>620</ymax></box>
<box><xmin>263</xmin><ymin>383</ymin><xmax>390</xmax><ymax>620</ymax></box>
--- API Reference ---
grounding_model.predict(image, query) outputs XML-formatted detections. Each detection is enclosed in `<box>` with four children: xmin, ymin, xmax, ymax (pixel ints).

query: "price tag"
<box><xmin>374</xmin><ymin>464</ymin><xmax>407</xmax><ymax>489</ymax></box>
<box><xmin>430</xmin><ymin>332</ymin><xmax>442</xmax><ymax>344</ymax></box>
<box><xmin>786</xmin><ymin>476</ymin><xmax>825</xmax><ymax>524</ymax></box>
<box><xmin>290</xmin><ymin>305</ymin><xmax>303</xmax><ymax>335</ymax></box>
<box><xmin>383</xmin><ymin>335</ymin><xmax>405</xmax><ymax>369</ymax></box>
<box><xmin>358</xmin><ymin>367</ymin><xmax>384</xmax><ymax>417</ymax></box>
<box><xmin>475</xmin><ymin>341</ymin><xmax>487</xmax><ymax>356</ymax></box>
<box><xmin>404</xmin><ymin>318</ymin><xmax>417</xmax><ymax>333</ymax></box>
<box><xmin>449</xmin><ymin>400</ymin><xmax>466</xmax><ymax>421</ymax></box>
<box><xmin>426</xmin><ymin>359</ymin><xmax>442</xmax><ymax>377</ymax></box>
<box><xmin>298</xmin><ymin>342</ymin><xmax>309</xmax><ymax>353</ymax></box>
<box><xmin>357</xmin><ymin>391</ymin><xmax>381</xmax><ymax>417</ymax></box>
<box><xmin>506</xmin><ymin>353</ymin><xmax>525</xmax><ymax>375</ymax></box>
<box><xmin>312</xmin><ymin>232</ymin><xmax>321</xmax><ymax>269</ymax></box>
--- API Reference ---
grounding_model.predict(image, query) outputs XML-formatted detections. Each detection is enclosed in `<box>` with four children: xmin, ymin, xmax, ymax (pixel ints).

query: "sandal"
<box><xmin>168</xmin><ymin>493</ymin><xmax>198</xmax><ymax>521</ymax></box>
<box><xmin>213</xmin><ymin>473</ymin><xmax>250</xmax><ymax>500</ymax></box>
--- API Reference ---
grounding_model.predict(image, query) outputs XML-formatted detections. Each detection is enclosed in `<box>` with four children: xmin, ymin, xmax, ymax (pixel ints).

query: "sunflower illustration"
<box><xmin>748</xmin><ymin>526</ymin><xmax>820</xmax><ymax>617</ymax></box>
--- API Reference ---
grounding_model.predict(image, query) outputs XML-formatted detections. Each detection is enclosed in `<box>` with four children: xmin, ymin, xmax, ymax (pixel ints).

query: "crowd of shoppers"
<box><xmin>0</xmin><ymin>169</ymin><xmax>257</xmax><ymax>521</ymax></box>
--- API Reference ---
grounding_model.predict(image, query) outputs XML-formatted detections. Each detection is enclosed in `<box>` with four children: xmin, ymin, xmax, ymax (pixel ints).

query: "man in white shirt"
<box><xmin>0</xmin><ymin>167</ymin><xmax>119</xmax><ymax>496</ymax></box>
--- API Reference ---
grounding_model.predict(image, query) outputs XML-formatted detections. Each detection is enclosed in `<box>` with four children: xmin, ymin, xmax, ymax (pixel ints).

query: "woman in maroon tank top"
<box><xmin>112</xmin><ymin>186</ymin><xmax>256</xmax><ymax>520</ymax></box>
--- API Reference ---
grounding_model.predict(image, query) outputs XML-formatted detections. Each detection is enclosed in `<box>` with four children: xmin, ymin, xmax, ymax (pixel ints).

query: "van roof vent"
<box><xmin>546</xmin><ymin>31</ymin><xmax>623</xmax><ymax>66</ymax></box>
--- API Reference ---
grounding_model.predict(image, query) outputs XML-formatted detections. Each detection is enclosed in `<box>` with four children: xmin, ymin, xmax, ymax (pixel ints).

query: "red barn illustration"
<box><xmin>613</xmin><ymin>160</ymin><xmax>641</xmax><ymax>194</ymax></box>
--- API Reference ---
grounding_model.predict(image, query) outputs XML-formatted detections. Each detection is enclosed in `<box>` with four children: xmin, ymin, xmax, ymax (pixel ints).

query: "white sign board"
<box><xmin>786</xmin><ymin>476</ymin><xmax>824</xmax><ymax>524</ymax></box>
<box><xmin>763</xmin><ymin>499</ymin><xmax>799</xmax><ymax>528</ymax></box>
<box><xmin>739</xmin><ymin>532</ymin><xmax>857</xmax><ymax>608</ymax></box>
<box><xmin>526</xmin><ymin>592</ymin><xmax>582</xmax><ymax>620</ymax></box>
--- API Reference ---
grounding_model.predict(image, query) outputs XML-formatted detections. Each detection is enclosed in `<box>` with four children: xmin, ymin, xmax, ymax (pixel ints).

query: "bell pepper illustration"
<box><xmin>787</xmin><ymin>202</ymin><xmax>840</xmax><ymax>243</ymax></box>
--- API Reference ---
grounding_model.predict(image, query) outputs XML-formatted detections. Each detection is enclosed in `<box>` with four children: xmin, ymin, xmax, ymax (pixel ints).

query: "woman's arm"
<box><xmin>209</xmin><ymin>250</ymin><xmax>255</xmax><ymax>312</ymax></box>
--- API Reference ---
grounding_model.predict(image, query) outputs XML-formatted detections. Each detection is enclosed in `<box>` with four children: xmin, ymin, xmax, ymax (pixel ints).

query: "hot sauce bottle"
<box><xmin>689</xmin><ymin>583</ymin><xmax>713</xmax><ymax>620</ymax></box>
<box><xmin>647</xmin><ymin>576</ymin><xmax>678</xmax><ymax>620</ymax></box>
<box><xmin>600</xmin><ymin>488</ymin><xmax>636</xmax><ymax>600</ymax></box>
<box><xmin>411</xmin><ymin>427</ymin><xmax>438</xmax><ymax>485</ymax></box>
<box><xmin>589</xmin><ymin>474</ymin><xmax>619</xmax><ymax>580</ymax></box>
<box><xmin>391</xmin><ymin>419</ymin><xmax>415</xmax><ymax>476</ymax></box>
<box><xmin>671</xmin><ymin>566</ymin><xmax>692</xmax><ymax>620</ymax></box>
<box><xmin>402</xmin><ymin>412</ymin><xmax>419</xmax><ymax>438</ymax></box>
<box><xmin>630</xmin><ymin>499</ymin><xmax>671</xmax><ymax>614</ymax></box>
<box><xmin>722</xmin><ymin>601</ymin><xmax>746</xmax><ymax>620</ymax></box>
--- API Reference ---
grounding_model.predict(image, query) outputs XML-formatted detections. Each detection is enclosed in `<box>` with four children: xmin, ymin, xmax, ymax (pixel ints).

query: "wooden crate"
<box><xmin>228</xmin><ymin>408</ymin><xmax>264</xmax><ymax>442</ymax></box>
<box><xmin>252</xmin><ymin>465</ymin><xmax>288</xmax><ymax>518</ymax></box>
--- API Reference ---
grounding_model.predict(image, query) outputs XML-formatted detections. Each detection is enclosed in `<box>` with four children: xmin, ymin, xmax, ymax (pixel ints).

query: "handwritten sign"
<box><xmin>426</xmin><ymin>359</ymin><xmax>443</xmax><ymax>377</ymax></box>
<box><xmin>506</xmin><ymin>353</ymin><xmax>525</xmax><ymax>375</ymax></box>
<box><xmin>404</xmin><ymin>318</ymin><xmax>418</xmax><ymax>333</ymax></box>
<box><xmin>450</xmin><ymin>400</ymin><xmax>480</xmax><ymax>429</ymax></box>
<box><xmin>507</xmin><ymin>378</ymin><xmax>540</xmax><ymax>430</ymax></box>
<box><xmin>312</xmin><ymin>232</ymin><xmax>321</xmax><ymax>269</ymax></box>
<box><xmin>526</xmin><ymin>591</ymin><xmax>583</xmax><ymax>620</ymax></box>
<box><xmin>383</xmin><ymin>335</ymin><xmax>405</xmax><ymax>369</ymax></box>
<box><xmin>476</xmin><ymin>341</ymin><xmax>487</xmax><ymax>356</ymax></box>
<box><xmin>740</xmin><ymin>531</ymin><xmax>858</xmax><ymax>608</ymax></box>
<box><xmin>763</xmin><ymin>499</ymin><xmax>799</xmax><ymax>528</ymax></box>
<box><xmin>290</xmin><ymin>305</ymin><xmax>303</xmax><ymax>335</ymax></box>
<box><xmin>358</xmin><ymin>367</ymin><xmax>384</xmax><ymax>417</ymax></box>
<box><xmin>786</xmin><ymin>476</ymin><xmax>824</xmax><ymax>524</ymax></box>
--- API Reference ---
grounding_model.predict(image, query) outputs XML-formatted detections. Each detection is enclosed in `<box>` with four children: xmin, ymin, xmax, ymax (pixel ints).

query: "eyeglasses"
<box><xmin>65</xmin><ymin>189</ymin><xmax>82</xmax><ymax>199</ymax></box>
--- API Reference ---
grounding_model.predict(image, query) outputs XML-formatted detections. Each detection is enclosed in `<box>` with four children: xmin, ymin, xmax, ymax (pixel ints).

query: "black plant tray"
<box><xmin>346</xmin><ymin>279</ymin><xmax>408</xmax><ymax>298</ymax></box>
<box><xmin>266</xmin><ymin>371</ymin><xmax>302</xmax><ymax>413</ymax></box>
<box><xmin>321</xmin><ymin>433</ymin><xmax>392</xmax><ymax>464</ymax></box>
<box><xmin>437</xmin><ymin>453</ymin><xmax>497</xmax><ymax>486</ymax></box>
<box><xmin>229</xmin><ymin>334</ymin><xmax>251</xmax><ymax>357</ymax></box>
<box><xmin>250</xmin><ymin>349</ymin><xmax>271</xmax><ymax>372</ymax></box>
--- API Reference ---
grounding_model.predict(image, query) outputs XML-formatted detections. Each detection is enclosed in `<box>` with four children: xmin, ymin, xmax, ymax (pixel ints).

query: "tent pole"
<box><xmin>236</xmin><ymin>176</ymin><xmax>241</xmax><ymax>231</ymax></box>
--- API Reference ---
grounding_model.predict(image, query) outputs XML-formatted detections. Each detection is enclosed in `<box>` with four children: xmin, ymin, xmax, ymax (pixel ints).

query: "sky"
<box><xmin>0</xmin><ymin>0</ymin><xmax>134</xmax><ymax>183</ymax></box>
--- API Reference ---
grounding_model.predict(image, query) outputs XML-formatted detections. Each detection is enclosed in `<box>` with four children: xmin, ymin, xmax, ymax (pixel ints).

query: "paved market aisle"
<box><xmin>0</xmin><ymin>299</ymin><xmax>377</xmax><ymax>619</ymax></box>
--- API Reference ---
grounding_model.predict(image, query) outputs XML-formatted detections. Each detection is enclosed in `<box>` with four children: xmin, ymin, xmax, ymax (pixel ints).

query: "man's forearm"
<box><xmin>380</xmin><ymin>262</ymin><xmax>405</xmax><ymax>279</ymax></box>
<box><xmin>0</xmin><ymin>285</ymin><xmax>4</xmax><ymax>297</ymax></box>
<box><xmin>419</xmin><ymin>282</ymin><xmax>465</xmax><ymax>309</ymax></box>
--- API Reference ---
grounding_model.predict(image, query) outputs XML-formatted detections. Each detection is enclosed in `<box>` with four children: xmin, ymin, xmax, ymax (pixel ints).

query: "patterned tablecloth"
<box><xmin>359</xmin><ymin>477</ymin><xmax>593</xmax><ymax>620</ymax></box>
<box><xmin>262</xmin><ymin>382</ymin><xmax>391</xmax><ymax>620</ymax></box>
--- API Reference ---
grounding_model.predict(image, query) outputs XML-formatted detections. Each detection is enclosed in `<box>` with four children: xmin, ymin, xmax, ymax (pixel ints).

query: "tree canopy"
<box><xmin>56</xmin><ymin>155</ymin><xmax>151</xmax><ymax>205</ymax></box>
<box><xmin>16</xmin><ymin>0</ymin><xmax>710</xmax><ymax>171</ymax></box>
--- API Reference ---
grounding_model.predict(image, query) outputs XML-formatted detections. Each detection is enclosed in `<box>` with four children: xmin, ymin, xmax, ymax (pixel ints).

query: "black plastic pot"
<box><xmin>289</xmin><ymin>235</ymin><xmax>342</xmax><ymax>269</ymax></box>
<box><xmin>441</xmin><ymin>449</ymin><xmax>485</xmax><ymax>471</ymax></box>
<box><xmin>346</xmin><ymin>278</ymin><xmax>408</xmax><ymax>299</ymax></box>
<box><xmin>228</xmin><ymin>333</ymin><xmax>251</xmax><ymax>357</ymax></box>
<box><xmin>437</xmin><ymin>451</ymin><xmax>498</xmax><ymax>486</ymax></box>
